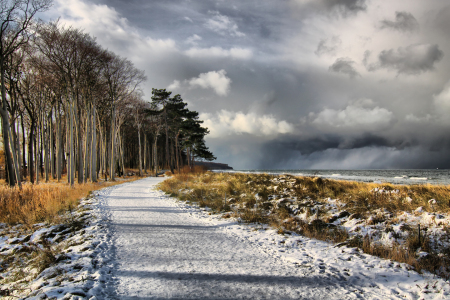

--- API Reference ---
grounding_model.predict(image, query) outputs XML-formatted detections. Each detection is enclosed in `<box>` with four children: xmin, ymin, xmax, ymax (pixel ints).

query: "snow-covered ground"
<box><xmin>3</xmin><ymin>177</ymin><xmax>449</xmax><ymax>299</ymax></box>
<box><xmin>93</xmin><ymin>177</ymin><xmax>449</xmax><ymax>299</ymax></box>
<box><xmin>0</xmin><ymin>190</ymin><xmax>116</xmax><ymax>299</ymax></box>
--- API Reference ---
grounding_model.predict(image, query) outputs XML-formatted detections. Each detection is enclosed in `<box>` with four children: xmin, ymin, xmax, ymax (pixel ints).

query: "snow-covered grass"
<box><xmin>159</xmin><ymin>172</ymin><xmax>450</xmax><ymax>280</ymax></box>
<box><xmin>172</xmin><ymin>197</ymin><xmax>450</xmax><ymax>299</ymax></box>
<box><xmin>0</xmin><ymin>197</ymin><xmax>102</xmax><ymax>299</ymax></box>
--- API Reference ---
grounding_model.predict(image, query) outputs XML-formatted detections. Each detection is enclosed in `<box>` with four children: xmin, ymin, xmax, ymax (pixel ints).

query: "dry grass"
<box><xmin>346</xmin><ymin>231</ymin><xmax>450</xmax><ymax>276</ymax></box>
<box><xmin>160</xmin><ymin>171</ymin><xmax>450</xmax><ymax>217</ymax></box>
<box><xmin>165</xmin><ymin>165</ymin><xmax>208</xmax><ymax>178</ymax></box>
<box><xmin>0</xmin><ymin>173</ymin><xmax>146</xmax><ymax>297</ymax></box>
<box><xmin>159</xmin><ymin>171</ymin><xmax>450</xmax><ymax>279</ymax></box>
<box><xmin>0</xmin><ymin>176</ymin><xmax>143</xmax><ymax>225</ymax></box>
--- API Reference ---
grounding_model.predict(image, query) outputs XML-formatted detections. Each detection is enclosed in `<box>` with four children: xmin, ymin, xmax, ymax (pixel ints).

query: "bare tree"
<box><xmin>0</xmin><ymin>0</ymin><xmax>52</xmax><ymax>186</ymax></box>
<box><xmin>102</xmin><ymin>53</ymin><xmax>145</xmax><ymax>181</ymax></box>
<box><xmin>34</xmin><ymin>22</ymin><xmax>108</xmax><ymax>185</ymax></box>
<box><xmin>129</xmin><ymin>93</ymin><xmax>148</xmax><ymax>176</ymax></box>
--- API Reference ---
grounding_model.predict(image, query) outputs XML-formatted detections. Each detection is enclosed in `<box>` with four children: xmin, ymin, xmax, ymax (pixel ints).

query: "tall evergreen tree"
<box><xmin>151</xmin><ymin>88</ymin><xmax>172</xmax><ymax>171</ymax></box>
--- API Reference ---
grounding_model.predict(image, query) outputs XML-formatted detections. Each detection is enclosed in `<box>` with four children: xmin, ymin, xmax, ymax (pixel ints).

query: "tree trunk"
<box><xmin>39</xmin><ymin>114</ymin><xmax>44</xmax><ymax>179</ymax></box>
<box><xmin>110</xmin><ymin>104</ymin><xmax>116</xmax><ymax>181</ymax></box>
<box><xmin>154</xmin><ymin>136</ymin><xmax>158</xmax><ymax>176</ymax></box>
<box><xmin>99</xmin><ymin>121</ymin><xmax>104</xmax><ymax>179</ymax></box>
<box><xmin>84</xmin><ymin>106</ymin><xmax>91</xmax><ymax>182</ymax></box>
<box><xmin>35</xmin><ymin>121</ymin><xmax>39</xmax><ymax>184</ymax></box>
<box><xmin>143</xmin><ymin>133</ymin><xmax>147</xmax><ymax>174</ymax></box>
<box><xmin>28</xmin><ymin>122</ymin><xmax>35</xmax><ymax>183</ymax></box>
<box><xmin>170</xmin><ymin>138</ymin><xmax>175</xmax><ymax>173</ymax></box>
<box><xmin>21</xmin><ymin>115</ymin><xmax>27</xmax><ymax>181</ymax></box>
<box><xmin>13</xmin><ymin>121</ymin><xmax>21</xmax><ymax>182</ymax></box>
<box><xmin>91</xmin><ymin>105</ymin><xmax>97</xmax><ymax>182</ymax></box>
<box><xmin>50</xmin><ymin>109</ymin><xmax>55</xmax><ymax>180</ymax></box>
<box><xmin>77</xmin><ymin>103</ymin><xmax>83</xmax><ymax>184</ymax></box>
<box><xmin>20</xmin><ymin>113</ymin><xmax>28</xmax><ymax>180</ymax></box>
<box><xmin>187</xmin><ymin>147</ymin><xmax>191</xmax><ymax>169</ymax></box>
<box><xmin>56</xmin><ymin>106</ymin><xmax>62</xmax><ymax>181</ymax></box>
<box><xmin>191</xmin><ymin>147</ymin><xmax>195</xmax><ymax>170</ymax></box>
<box><xmin>44</xmin><ymin>114</ymin><xmax>49</xmax><ymax>182</ymax></box>
<box><xmin>69</xmin><ymin>100</ymin><xmax>75</xmax><ymax>186</ymax></box>
<box><xmin>164</xmin><ymin>108</ymin><xmax>171</xmax><ymax>171</ymax></box>
<box><xmin>119</xmin><ymin>130</ymin><xmax>125</xmax><ymax>177</ymax></box>
<box><xmin>138</xmin><ymin>127</ymin><xmax>142</xmax><ymax>176</ymax></box>
<box><xmin>175</xmin><ymin>133</ymin><xmax>180</xmax><ymax>172</ymax></box>
<box><xmin>0</xmin><ymin>59</ymin><xmax>17</xmax><ymax>186</ymax></box>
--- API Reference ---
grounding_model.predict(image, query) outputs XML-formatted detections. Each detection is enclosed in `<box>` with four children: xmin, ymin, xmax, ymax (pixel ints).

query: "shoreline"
<box><xmin>213</xmin><ymin>169</ymin><xmax>450</xmax><ymax>186</ymax></box>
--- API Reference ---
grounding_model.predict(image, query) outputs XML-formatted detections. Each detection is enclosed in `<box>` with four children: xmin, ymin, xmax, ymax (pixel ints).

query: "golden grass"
<box><xmin>0</xmin><ymin>175</ymin><xmax>143</xmax><ymax>225</ymax></box>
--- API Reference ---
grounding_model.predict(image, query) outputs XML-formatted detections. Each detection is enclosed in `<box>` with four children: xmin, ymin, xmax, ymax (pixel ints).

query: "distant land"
<box><xmin>195</xmin><ymin>162</ymin><xmax>233</xmax><ymax>170</ymax></box>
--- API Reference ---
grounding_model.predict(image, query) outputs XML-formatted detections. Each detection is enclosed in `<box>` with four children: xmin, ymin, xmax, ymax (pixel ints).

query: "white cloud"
<box><xmin>405</xmin><ymin>113</ymin><xmax>433</xmax><ymax>123</ymax></box>
<box><xmin>184</xmin><ymin>46</ymin><xmax>252</xmax><ymax>59</ymax></box>
<box><xmin>205</xmin><ymin>11</ymin><xmax>245</xmax><ymax>37</ymax></box>
<box><xmin>201</xmin><ymin>110</ymin><xmax>294</xmax><ymax>138</ymax></box>
<box><xmin>185</xmin><ymin>34</ymin><xmax>202</xmax><ymax>45</ymax></box>
<box><xmin>54</xmin><ymin>0</ymin><xmax>177</xmax><ymax>56</ymax></box>
<box><xmin>434</xmin><ymin>81</ymin><xmax>450</xmax><ymax>111</ymax></box>
<box><xmin>187</xmin><ymin>70</ymin><xmax>231</xmax><ymax>96</ymax></box>
<box><xmin>167</xmin><ymin>80</ymin><xmax>180</xmax><ymax>91</ymax></box>
<box><xmin>311</xmin><ymin>102</ymin><xmax>395</xmax><ymax>130</ymax></box>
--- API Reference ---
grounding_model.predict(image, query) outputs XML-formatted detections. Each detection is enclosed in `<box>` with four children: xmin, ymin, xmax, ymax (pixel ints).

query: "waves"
<box><xmin>227</xmin><ymin>169</ymin><xmax>450</xmax><ymax>185</ymax></box>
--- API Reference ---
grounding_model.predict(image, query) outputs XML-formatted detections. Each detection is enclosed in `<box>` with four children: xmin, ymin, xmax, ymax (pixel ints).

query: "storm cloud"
<box><xmin>329</xmin><ymin>58</ymin><xmax>360</xmax><ymax>78</ymax></box>
<box><xmin>302</xmin><ymin>0</ymin><xmax>369</xmax><ymax>16</ymax></box>
<box><xmin>44</xmin><ymin>0</ymin><xmax>450</xmax><ymax>169</ymax></box>
<box><xmin>322</xmin><ymin>0</ymin><xmax>367</xmax><ymax>13</ymax></box>
<box><xmin>381</xmin><ymin>11</ymin><xmax>420</xmax><ymax>33</ymax></box>
<box><xmin>370</xmin><ymin>44</ymin><xmax>444</xmax><ymax>75</ymax></box>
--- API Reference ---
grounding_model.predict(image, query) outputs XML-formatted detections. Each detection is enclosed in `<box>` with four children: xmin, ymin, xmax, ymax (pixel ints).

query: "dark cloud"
<box><xmin>370</xmin><ymin>44</ymin><xmax>444</xmax><ymax>75</ymax></box>
<box><xmin>362</xmin><ymin>50</ymin><xmax>371</xmax><ymax>68</ymax></box>
<box><xmin>206</xmin><ymin>122</ymin><xmax>450</xmax><ymax>169</ymax></box>
<box><xmin>322</xmin><ymin>0</ymin><xmax>367</xmax><ymax>14</ymax></box>
<box><xmin>289</xmin><ymin>0</ymin><xmax>367</xmax><ymax>18</ymax></box>
<box><xmin>329</xmin><ymin>58</ymin><xmax>360</xmax><ymax>78</ymax></box>
<box><xmin>251</xmin><ymin>133</ymin><xmax>450</xmax><ymax>169</ymax></box>
<box><xmin>259</xmin><ymin>24</ymin><xmax>271</xmax><ymax>38</ymax></box>
<box><xmin>278</xmin><ymin>136</ymin><xmax>341</xmax><ymax>156</ymax></box>
<box><xmin>269</xmin><ymin>134</ymin><xmax>400</xmax><ymax>156</ymax></box>
<box><xmin>315</xmin><ymin>36</ymin><xmax>341</xmax><ymax>56</ymax></box>
<box><xmin>380</xmin><ymin>11</ymin><xmax>419</xmax><ymax>33</ymax></box>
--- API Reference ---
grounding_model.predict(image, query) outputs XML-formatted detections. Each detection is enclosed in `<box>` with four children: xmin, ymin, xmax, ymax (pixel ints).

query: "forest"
<box><xmin>0</xmin><ymin>0</ymin><xmax>215</xmax><ymax>187</ymax></box>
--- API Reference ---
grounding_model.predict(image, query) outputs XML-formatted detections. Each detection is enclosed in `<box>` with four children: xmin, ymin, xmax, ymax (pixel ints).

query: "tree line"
<box><xmin>0</xmin><ymin>0</ymin><xmax>215</xmax><ymax>187</ymax></box>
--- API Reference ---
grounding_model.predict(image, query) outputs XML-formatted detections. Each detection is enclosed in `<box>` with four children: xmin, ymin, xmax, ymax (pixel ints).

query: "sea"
<box><xmin>222</xmin><ymin>169</ymin><xmax>450</xmax><ymax>186</ymax></box>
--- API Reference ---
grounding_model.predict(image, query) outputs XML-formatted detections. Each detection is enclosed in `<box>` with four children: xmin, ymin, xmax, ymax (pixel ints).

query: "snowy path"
<box><xmin>93</xmin><ymin>177</ymin><xmax>448</xmax><ymax>299</ymax></box>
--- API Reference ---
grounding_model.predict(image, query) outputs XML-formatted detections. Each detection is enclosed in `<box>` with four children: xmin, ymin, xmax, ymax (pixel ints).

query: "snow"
<box><xmin>4</xmin><ymin>177</ymin><xmax>449</xmax><ymax>299</ymax></box>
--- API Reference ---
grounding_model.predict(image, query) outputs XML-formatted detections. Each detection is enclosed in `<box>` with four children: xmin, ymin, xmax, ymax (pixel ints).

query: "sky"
<box><xmin>42</xmin><ymin>0</ymin><xmax>450</xmax><ymax>170</ymax></box>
